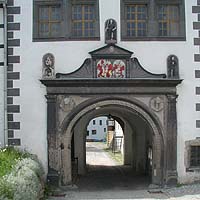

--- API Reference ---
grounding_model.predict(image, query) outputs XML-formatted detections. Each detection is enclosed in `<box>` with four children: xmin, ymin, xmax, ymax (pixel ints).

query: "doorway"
<box><xmin>70</xmin><ymin>103</ymin><xmax>156</xmax><ymax>190</ymax></box>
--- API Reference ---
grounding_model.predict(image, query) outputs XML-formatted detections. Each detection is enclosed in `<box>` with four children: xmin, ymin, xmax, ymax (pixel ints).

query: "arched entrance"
<box><xmin>59</xmin><ymin>98</ymin><xmax>164</xmax><ymax>186</ymax></box>
<box><xmin>41</xmin><ymin>44</ymin><xmax>182</xmax><ymax>187</ymax></box>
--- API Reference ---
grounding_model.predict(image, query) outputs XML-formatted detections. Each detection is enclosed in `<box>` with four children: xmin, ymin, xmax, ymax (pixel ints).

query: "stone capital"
<box><xmin>45</xmin><ymin>94</ymin><xmax>57</xmax><ymax>102</ymax></box>
<box><xmin>166</xmin><ymin>94</ymin><xmax>178</xmax><ymax>103</ymax></box>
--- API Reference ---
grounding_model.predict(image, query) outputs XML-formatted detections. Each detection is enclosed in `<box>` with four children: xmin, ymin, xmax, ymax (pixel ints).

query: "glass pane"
<box><xmin>170</xmin><ymin>6</ymin><xmax>179</xmax><ymax>20</ymax></box>
<box><xmin>84</xmin><ymin>29</ymin><xmax>89</xmax><ymax>37</ymax></box>
<box><xmin>131</xmin><ymin>22</ymin><xmax>135</xmax><ymax>29</ymax></box>
<box><xmin>84</xmin><ymin>5</ymin><xmax>94</xmax><ymax>20</ymax></box>
<box><xmin>39</xmin><ymin>23</ymin><xmax>49</xmax><ymax>36</ymax></box>
<box><xmin>51</xmin><ymin>6</ymin><xmax>61</xmax><ymax>21</ymax></box>
<box><xmin>39</xmin><ymin>6</ymin><xmax>49</xmax><ymax>21</ymax></box>
<box><xmin>51</xmin><ymin>23</ymin><xmax>61</xmax><ymax>36</ymax></box>
<box><xmin>72</xmin><ymin>5</ymin><xmax>82</xmax><ymax>20</ymax></box>
<box><xmin>170</xmin><ymin>22</ymin><xmax>179</xmax><ymax>36</ymax></box>
<box><xmin>73</xmin><ymin>22</ymin><xmax>82</xmax><ymax>36</ymax></box>
<box><xmin>85</xmin><ymin>22</ymin><xmax>88</xmax><ymax>29</ymax></box>
<box><xmin>90</xmin><ymin>29</ymin><xmax>94</xmax><ymax>36</ymax></box>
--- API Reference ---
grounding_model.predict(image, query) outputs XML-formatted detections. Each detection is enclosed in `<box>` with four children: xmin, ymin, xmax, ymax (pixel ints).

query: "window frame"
<box><xmin>121</xmin><ymin>0</ymin><xmax>186</xmax><ymax>41</ymax></box>
<box><xmin>190</xmin><ymin>145</ymin><xmax>200</xmax><ymax>168</ymax></box>
<box><xmin>33</xmin><ymin>0</ymin><xmax>100</xmax><ymax>41</ymax></box>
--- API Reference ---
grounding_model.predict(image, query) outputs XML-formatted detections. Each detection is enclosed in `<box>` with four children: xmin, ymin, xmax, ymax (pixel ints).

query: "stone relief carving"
<box><xmin>60</xmin><ymin>96</ymin><xmax>76</xmax><ymax>112</ymax></box>
<box><xmin>105</xmin><ymin>19</ymin><xmax>117</xmax><ymax>44</ymax></box>
<box><xmin>42</xmin><ymin>53</ymin><xmax>55</xmax><ymax>78</ymax></box>
<box><xmin>150</xmin><ymin>97</ymin><xmax>164</xmax><ymax>112</ymax></box>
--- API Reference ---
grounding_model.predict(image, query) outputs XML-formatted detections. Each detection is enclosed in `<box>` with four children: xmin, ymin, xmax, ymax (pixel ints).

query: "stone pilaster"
<box><xmin>46</xmin><ymin>94</ymin><xmax>60</xmax><ymax>186</ymax></box>
<box><xmin>165</xmin><ymin>94</ymin><xmax>178</xmax><ymax>185</ymax></box>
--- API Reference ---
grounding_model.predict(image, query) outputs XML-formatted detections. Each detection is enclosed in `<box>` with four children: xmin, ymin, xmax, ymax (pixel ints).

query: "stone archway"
<box><xmin>59</xmin><ymin>98</ymin><xmax>164</xmax><ymax>186</ymax></box>
<box><xmin>41</xmin><ymin>44</ymin><xmax>182</xmax><ymax>187</ymax></box>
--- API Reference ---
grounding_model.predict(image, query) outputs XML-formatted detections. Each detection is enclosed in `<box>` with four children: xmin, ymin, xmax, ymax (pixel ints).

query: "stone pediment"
<box><xmin>89</xmin><ymin>44</ymin><xmax>133</xmax><ymax>59</ymax></box>
<box><xmin>56</xmin><ymin>44</ymin><xmax>166</xmax><ymax>79</ymax></box>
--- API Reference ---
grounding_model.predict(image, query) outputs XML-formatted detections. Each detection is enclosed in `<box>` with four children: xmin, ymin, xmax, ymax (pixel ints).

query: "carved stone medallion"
<box><xmin>150</xmin><ymin>96</ymin><xmax>164</xmax><ymax>112</ymax></box>
<box><xmin>60</xmin><ymin>97</ymin><xmax>76</xmax><ymax>112</ymax></box>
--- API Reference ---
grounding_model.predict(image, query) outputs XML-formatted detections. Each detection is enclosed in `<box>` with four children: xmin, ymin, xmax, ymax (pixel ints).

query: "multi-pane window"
<box><xmin>33</xmin><ymin>0</ymin><xmax>100</xmax><ymax>41</ymax></box>
<box><xmin>190</xmin><ymin>146</ymin><xmax>200</xmax><ymax>167</ymax></box>
<box><xmin>121</xmin><ymin>0</ymin><xmax>185</xmax><ymax>41</ymax></box>
<box><xmin>126</xmin><ymin>4</ymin><xmax>147</xmax><ymax>37</ymax></box>
<box><xmin>38</xmin><ymin>5</ymin><xmax>62</xmax><ymax>37</ymax></box>
<box><xmin>72</xmin><ymin>4</ymin><xmax>95</xmax><ymax>37</ymax></box>
<box><xmin>158</xmin><ymin>5</ymin><xmax>180</xmax><ymax>37</ymax></box>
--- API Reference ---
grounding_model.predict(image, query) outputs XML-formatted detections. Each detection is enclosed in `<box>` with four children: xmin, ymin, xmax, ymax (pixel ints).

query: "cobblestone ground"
<box><xmin>48</xmin><ymin>142</ymin><xmax>200</xmax><ymax>200</ymax></box>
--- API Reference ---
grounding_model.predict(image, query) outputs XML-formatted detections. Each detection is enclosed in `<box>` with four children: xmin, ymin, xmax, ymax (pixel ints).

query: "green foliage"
<box><xmin>0</xmin><ymin>178</ymin><xmax>14</xmax><ymax>200</ymax></box>
<box><xmin>0</xmin><ymin>147</ymin><xmax>29</xmax><ymax>178</ymax></box>
<box><xmin>0</xmin><ymin>147</ymin><xmax>44</xmax><ymax>200</ymax></box>
<box><xmin>176</xmin><ymin>183</ymin><xmax>183</xmax><ymax>188</ymax></box>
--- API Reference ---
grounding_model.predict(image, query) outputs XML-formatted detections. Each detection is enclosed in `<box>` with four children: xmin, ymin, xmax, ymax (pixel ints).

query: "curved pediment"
<box><xmin>56</xmin><ymin>44</ymin><xmax>166</xmax><ymax>79</ymax></box>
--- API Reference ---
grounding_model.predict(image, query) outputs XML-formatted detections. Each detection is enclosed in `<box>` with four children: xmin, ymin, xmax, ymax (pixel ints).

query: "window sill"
<box><xmin>33</xmin><ymin>37</ymin><xmax>100</xmax><ymax>42</ymax></box>
<box><xmin>121</xmin><ymin>36</ymin><xmax>186</xmax><ymax>41</ymax></box>
<box><xmin>186</xmin><ymin>167</ymin><xmax>200</xmax><ymax>172</ymax></box>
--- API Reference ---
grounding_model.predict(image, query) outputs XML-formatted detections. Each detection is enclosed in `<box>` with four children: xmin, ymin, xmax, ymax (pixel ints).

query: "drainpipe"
<box><xmin>2</xmin><ymin>0</ymin><xmax>8</xmax><ymax>147</ymax></box>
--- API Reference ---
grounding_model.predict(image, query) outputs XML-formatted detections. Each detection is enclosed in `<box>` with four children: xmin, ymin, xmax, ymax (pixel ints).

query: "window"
<box><xmin>121</xmin><ymin>0</ymin><xmax>185</xmax><ymax>41</ymax></box>
<box><xmin>38</xmin><ymin>5</ymin><xmax>62</xmax><ymax>37</ymax></box>
<box><xmin>104</xmin><ymin>128</ymin><xmax>106</xmax><ymax>132</ymax></box>
<box><xmin>190</xmin><ymin>146</ymin><xmax>200</xmax><ymax>167</ymax></box>
<box><xmin>72</xmin><ymin>4</ymin><xmax>95</xmax><ymax>37</ymax></box>
<box><xmin>92</xmin><ymin>130</ymin><xmax>96</xmax><ymax>135</ymax></box>
<box><xmin>33</xmin><ymin>0</ymin><xmax>100</xmax><ymax>41</ymax></box>
<box><xmin>93</xmin><ymin>120</ymin><xmax>95</xmax><ymax>125</ymax></box>
<box><xmin>126</xmin><ymin>4</ymin><xmax>147</xmax><ymax>37</ymax></box>
<box><xmin>99</xmin><ymin>120</ymin><xmax>102</xmax><ymax>125</ymax></box>
<box><xmin>158</xmin><ymin>5</ymin><xmax>180</xmax><ymax>37</ymax></box>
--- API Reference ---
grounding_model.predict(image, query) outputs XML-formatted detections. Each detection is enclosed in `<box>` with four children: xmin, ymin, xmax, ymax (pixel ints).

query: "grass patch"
<box><xmin>104</xmin><ymin>147</ymin><xmax>124</xmax><ymax>165</ymax></box>
<box><xmin>0</xmin><ymin>147</ymin><xmax>29</xmax><ymax>178</ymax></box>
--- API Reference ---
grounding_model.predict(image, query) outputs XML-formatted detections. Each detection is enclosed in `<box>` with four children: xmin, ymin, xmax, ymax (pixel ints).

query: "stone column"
<box><xmin>165</xmin><ymin>94</ymin><xmax>178</xmax><ymax>185</ymax></box>
<box><xmin>46</xmin><ymin>94</ymin><xmax>60</xmax><ymax>186</ymax></box>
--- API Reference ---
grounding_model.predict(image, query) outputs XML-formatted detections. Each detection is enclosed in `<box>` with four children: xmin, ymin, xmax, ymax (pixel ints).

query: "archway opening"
<box><xmin>86</xmin><ymin>116</ymin><xmax>124</xmax><ymax>167</ymax></box>
<box><xmin>70</xmin><ymin>104</ymin><xmax>156</xmax><ymax>190</ymax></box>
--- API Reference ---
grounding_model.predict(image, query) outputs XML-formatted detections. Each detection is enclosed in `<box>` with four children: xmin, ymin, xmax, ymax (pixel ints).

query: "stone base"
<box><xmin>47</xmin><ymin>172</ymin><xmax>59</xmax><ymax>186</ymax></box>
<box><xmin>165</xmin><ymin>170</ymin><xmax>178</xmax><ymax>186</ymax></box>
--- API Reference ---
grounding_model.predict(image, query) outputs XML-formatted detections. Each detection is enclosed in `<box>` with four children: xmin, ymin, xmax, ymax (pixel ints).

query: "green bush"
<box><xmin>0</xmin><ymin>147</ymin><xmax>29</xmax><ymax>178</ymax></box>
<box><xmin>0</xmin><ymin>147</ymin><xmax>44</xmax><ymax>200</ymax></box>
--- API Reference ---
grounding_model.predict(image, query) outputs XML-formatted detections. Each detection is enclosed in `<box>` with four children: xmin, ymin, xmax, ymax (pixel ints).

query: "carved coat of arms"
<box><xmin>97</xmin><ymin>59</ymin><xmax>125</xmax><ymax>78</ymax></box>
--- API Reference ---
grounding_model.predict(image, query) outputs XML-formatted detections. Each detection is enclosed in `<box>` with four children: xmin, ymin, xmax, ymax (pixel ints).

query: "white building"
<box><xmin>86</xmin><ymin>116</ymin><xmax>107</xmax><ymax>141</ymax></box>
<box><xmin>0</xmin><ymin>0</ymin><xmax>200</xmax><ymax>187</ymax></box>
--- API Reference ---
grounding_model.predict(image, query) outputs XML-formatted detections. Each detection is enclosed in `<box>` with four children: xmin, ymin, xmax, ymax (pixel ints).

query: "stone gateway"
<box><xmin>41</xmin><ymin>44</ymin><xmax>181</xmax><ymax>186</ymax></box>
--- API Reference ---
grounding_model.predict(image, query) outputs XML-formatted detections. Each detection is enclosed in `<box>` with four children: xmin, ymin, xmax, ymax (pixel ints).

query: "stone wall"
<box><xmin>6</xmin><ymin>0</ymin><xmax>21</xmax><ymax>146</ymax></box>
<box><xmin>0</xmin><ymin>3</ymin><xmax>5</xmax><ymax>146</ymax></box>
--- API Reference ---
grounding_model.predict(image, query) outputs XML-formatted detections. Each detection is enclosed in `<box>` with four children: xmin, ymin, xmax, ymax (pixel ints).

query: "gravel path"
<box><xmin>86</xmin><ymin>142</ymin><xmax>116</xmax><ymax>166</ymax></box>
